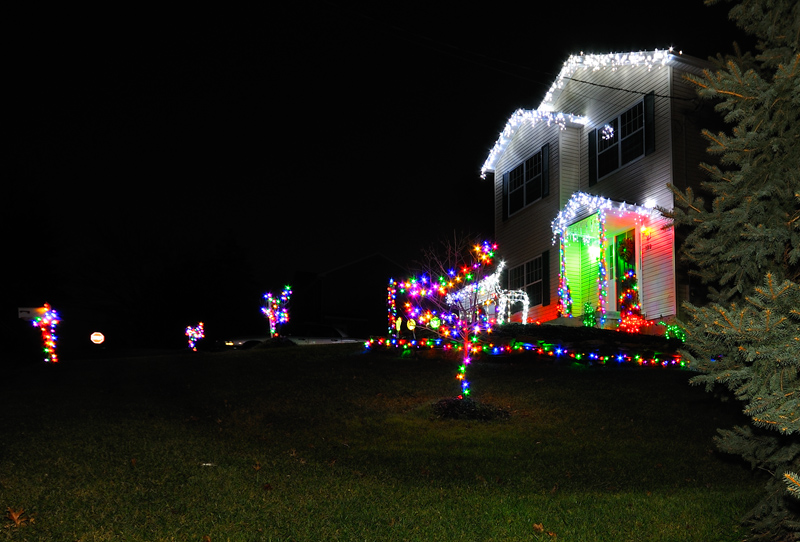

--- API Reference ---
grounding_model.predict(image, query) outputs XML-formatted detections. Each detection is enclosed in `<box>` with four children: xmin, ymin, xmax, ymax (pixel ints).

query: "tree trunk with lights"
<box><xmin>407</xmin><ymin>234</ymin><xmax>500</xmax><ymax>400</ymax></box>
<box><xmin>665</xmin><ymin>1</ymin><xmax>800</xmax><ymax>538</ymax></box>
<box><xmin>393</xmin><ymin>234</ymin><xmax>512</xmax><ymax>420</ymax></box>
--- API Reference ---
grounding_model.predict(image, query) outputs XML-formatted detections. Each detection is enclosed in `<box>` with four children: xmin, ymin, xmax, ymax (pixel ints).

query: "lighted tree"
<box><xmin>262</xmin><ymin>286</ymin><xmax>292</xmax><ymax>337</ymax></box>
<box><xmin>32</xmin><ymin>303</ymin><xmax>60</xmax><ymax>363</ymax></box>
<box><xmin>582</xmin><ymin>302</ymin><xmax>597</xmax><ymax>328</ymax></box>
<box><xmin>185</xmin><ymin>322</ymin><xmax>204</xmax><ymax>351</ymax></box>
<box><xmin>617</xmin><ymin>271</ymin><xmax>645</xmax><ymax>333</ymax></box>
<box><xmin>665</xmin><ymin>0</ymin><xmax>800</xmax><ymax>538</ymax></box>
<box><xmin>396</xmin><ymin>236</ymin><xmax>505</xmax><ymax>400</ymax></box>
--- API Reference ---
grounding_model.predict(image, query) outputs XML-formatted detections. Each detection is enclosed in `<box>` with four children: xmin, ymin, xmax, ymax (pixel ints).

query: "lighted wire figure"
<box><xmin>185</xmin><ymin>322</ymin><xmax>204</xmax><ymax>351</ymax></box>
<box><xmin>32</xmin><ymin>303</ymin><xmax>60</xmax><ymax>362</ymax></box>
<box><xmin>262</xmin><ymin>286</ymin><xmax>292</xmax><ymax>337</ymax></box>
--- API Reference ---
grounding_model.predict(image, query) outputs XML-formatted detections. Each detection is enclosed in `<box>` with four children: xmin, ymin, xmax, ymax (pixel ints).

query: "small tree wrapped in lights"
<box><xmin>32</xmin><ymin>303</ymin><xmax>60</xmax><ymax>363</ymax></box>
<box><xmin>617</xmin><ymin>269</ymin><xmax>647</xmax><ymax>333</ymax></box>
<box><xmin>582</xmin><ymin>302</ymin><xmax>598</xmax><ymax>328</ymax></box>
<box><xmin>262</xmin><ymin>286</ymin><xmax>292</xmax><ymax>337</ymax></box>
<box><xmin>185</xmin><ymin>322</ymin><xmax>204</xmax><ymax>351</ymax></box>
<box><xmin>396</xmin><ymin>236</ymin><xmax>511</xmax><ymax>403</ymax></box>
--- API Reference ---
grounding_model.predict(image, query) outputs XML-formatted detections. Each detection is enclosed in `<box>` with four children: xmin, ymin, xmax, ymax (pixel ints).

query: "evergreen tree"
<box><xmin>668</xmin><ymin>4</ymin><xmax>799</xmax><ymax>302</ymax></box>
<box><xmin>666</xmin><ymin>0</ymin><xmax>800</xmax><ymax>539</ymax></box>
<box><xmin>683</xmin><ymin>276</ymin><xmax>799</xmax><ymax>539</ymax></box>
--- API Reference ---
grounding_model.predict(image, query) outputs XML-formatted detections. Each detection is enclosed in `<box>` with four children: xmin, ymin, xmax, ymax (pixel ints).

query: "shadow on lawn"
<box><xmin>431</xmin><ymin>396</ymin><xmax>511</xmax><ymax>421</ymax></box>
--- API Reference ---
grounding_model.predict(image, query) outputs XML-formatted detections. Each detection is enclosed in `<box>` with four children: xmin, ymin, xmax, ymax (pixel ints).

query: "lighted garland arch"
<box><xmin>551</xmin><ymin>192</ymin><xmax>657</xmax><ymax>327</ymax></box>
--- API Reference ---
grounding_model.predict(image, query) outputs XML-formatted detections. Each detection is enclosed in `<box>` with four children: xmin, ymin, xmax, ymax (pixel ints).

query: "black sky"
<box><xmin>7</xmin><ymin>1</ymin><xmax>753</xmax><ymax>348</ymax></box>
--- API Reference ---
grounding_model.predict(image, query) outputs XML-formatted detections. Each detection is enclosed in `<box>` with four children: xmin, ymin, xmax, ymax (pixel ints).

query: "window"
<box><xmin>589</xmin><ymin>92</ymin><xmax>654</xmax><ymax>185</ymax></box>
<box><xmin>502</xmin><ymin>143</ymin><xmax>549</xmax><ymax>219</ymax></box>
<box><xmin>508</xmin><ymin>251</ymin><xmax>550</xmax><ymax>308</ymax></box>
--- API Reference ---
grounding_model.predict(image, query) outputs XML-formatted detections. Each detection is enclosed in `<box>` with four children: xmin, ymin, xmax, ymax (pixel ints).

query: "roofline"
<box><xmin>539</xmin><ymin>48</ymin><xmax>678</xmax><ymax>111</ymax></box>
<box><xmin>480</xmin><ymin>109</ymin><xmax>588</xmax><ymax>177</ymax></box>
<box><xmin>481</xmin><ymin>48</ymin><xmax>706</xmax><ymax>177</ymax></box>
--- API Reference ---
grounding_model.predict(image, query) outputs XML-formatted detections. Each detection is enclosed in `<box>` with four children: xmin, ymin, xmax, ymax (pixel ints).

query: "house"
<box><xmin>480</xmin><ymin>49</ymin><xmax>713</xmax><ymax>329</ymax></box>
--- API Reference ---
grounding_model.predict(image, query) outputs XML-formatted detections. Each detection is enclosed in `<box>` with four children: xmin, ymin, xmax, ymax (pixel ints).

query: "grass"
<box><xmin>0</xmin><ymin>344</ymin><xmax>763</xmax><ymax>541</ymax></box>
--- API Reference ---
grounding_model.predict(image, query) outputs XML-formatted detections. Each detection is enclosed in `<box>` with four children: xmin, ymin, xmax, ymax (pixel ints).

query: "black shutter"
<box><xmin>588</xmin><ymin>130</ymin><xmax>597</xmax><ymax>186</ymax></box>
<box><xmin>541</xmin><ymin>143</ymin><xmax>550</xmax><ymax>197</ymax></box>
<box><xmin>644</xmin><ymin>91</ymin><xmax>655</xmax><ymax>156</ymax></box>
<box><xmin>541</xmin><ymin>250</ymin><xmax>550</xmax><ymax>306</ymax></box>
<box><xmin>502</xmin><ymin>172</ymin><xmax>509</xmax><ymax>220</ymax></box>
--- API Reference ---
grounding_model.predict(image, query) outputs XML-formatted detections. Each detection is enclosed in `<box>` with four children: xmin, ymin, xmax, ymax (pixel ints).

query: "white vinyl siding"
<box><xmin>554</xmin><ymin>63</ymin><xmax>674</xmax><ymax>211</ymax></box>
<box><xmin>494</xmin><ymin>121</ymin><xmax>560</xmax><ymax>323</ymax></box>
<box><xmin>640</xmin><ymin>215</ymin><xmax>676</xmax><ymax>319</ymax></box>
<box><xmin>559</xmin><ymin>127</ymin><xmax>581</xmax><ymax>208</ymax></box>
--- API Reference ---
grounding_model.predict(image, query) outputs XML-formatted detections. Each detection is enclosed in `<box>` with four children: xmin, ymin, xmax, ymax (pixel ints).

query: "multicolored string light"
<box><xmin>366</xmin><ymin>335</ymin><xmax>684</xmax><ymax>367</ymax></box>
<box><xmin>557</xmin><ymin>237</ymin><xmax>573</xmax><ymax>317</ymax></box>
<box><xmin>617</xmin><ymin>270</ymin><xmax>648</xmax><ymax>333</ymax></box>
<box><xmin>596</xmin><ymin>212</ymin><xmax>609</xmax><ymax>327</ymax></box>
<box><xmin>262</xmin><ymin>286</ymin><xmax>292</xmax><ymax>336</ymax></box>
<box><xmin>390</xmin><ymin>241</ymin><xmax>530</xmax><ymax>397</ymax></box>
<box><xmin>32</xmin><ymin>303</ymin><xmax>60</xmax><ymax>363</ymax></box>
<box><xmin>387</xmin><ymin>280</ymin><xmax>399</xmax><ymax>338</ymax></box>
<box><xmin>185</xmin><ymin>322</ymin><xmax>204</xmax><ymax>351</ymax></box>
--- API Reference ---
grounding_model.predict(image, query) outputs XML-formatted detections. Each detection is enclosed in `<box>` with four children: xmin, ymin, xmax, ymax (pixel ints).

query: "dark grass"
<box><xmin>0</xmin><ymin>345</ymin><xmax>763</xmax><ymax>541</ymax></box>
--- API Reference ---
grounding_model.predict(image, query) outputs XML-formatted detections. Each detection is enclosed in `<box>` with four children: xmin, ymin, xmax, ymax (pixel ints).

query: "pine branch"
<box><xmin>784</xmin><ymin>471</ymin><xmax>800</xmax><ymax>498</ymax></box>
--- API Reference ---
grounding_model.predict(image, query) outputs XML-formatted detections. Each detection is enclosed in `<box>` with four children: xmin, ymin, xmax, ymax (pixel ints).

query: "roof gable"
<box><xmin>482</xmin><ymin>48</ymin><xmax>686</xmax><ymax>177</ymax></box>
<box><xmin>480</xmin><ymin>109</ymin><xmax>587</xmax><ymax>177</ymax></box>
<box><xmin>540</xmin><ymin>49</ymin><xmax>673</xmax><ymax>112</ymax></box>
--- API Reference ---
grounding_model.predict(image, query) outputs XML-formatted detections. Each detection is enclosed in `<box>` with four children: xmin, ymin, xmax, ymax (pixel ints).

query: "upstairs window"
<box><xmin>589</xmin><ymin>92</ymin><xmax>654</xmax><ymax>185</ymax></box>
<box><xmin>502</xmin><ymin>143</ymin><xmax>549</xmax><ymax>219</ymax></box>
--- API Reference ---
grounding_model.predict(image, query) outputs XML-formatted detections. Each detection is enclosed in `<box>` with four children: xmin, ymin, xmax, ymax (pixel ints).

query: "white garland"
<box><xmin>445</xmin><ymin>261</ymin><xmax>531</xmax><ymax>325</ymax></box>
<box><xmin>481</xmin><ymin>49</ymin><xmax>676</xmax><ymax>178</ymax></box>
<box><xmin>541</xmin><ymin>49</ymin><xmax>673</xmax><ymax>110</ymax></box>
<box><xmin>481</xmin><ymin>110</ymin><xmax>588</xmax><ymax>177</ymax></box>
<box><xmin>551</xmin><ymin>192</ymin><xmax>657</xmax><ymax>244</ymax></box>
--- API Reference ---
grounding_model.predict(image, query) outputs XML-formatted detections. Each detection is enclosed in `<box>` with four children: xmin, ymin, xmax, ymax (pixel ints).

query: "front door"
<box><xmin>614</xmin><ymin>229</ymin><xmax>636</xmax><ymax>311</ymax></box>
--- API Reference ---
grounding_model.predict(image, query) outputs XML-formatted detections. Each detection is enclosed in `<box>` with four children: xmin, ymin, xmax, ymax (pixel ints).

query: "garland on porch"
<box><xmin>557</xmin><ymin>236</ymin><xmax>573</xmax><ymax>317</ymax></box>
<box><xmin>596</xmin><ymin>212</ymin><xmax>609</xmax><ymax>327</ymax></box>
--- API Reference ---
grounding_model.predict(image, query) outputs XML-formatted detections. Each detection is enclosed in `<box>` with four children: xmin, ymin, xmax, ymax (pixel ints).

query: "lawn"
<box><xmin>0</xmin><ymin>343</ymin><xmax>762</xmax><ymax>541</ymax></box>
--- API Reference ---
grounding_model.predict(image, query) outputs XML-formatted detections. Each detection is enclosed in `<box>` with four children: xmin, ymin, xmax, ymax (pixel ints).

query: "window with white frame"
<box><xmin>503</xmin><ymin>144</ymin><xmax>549</xmax><ymax>218</ymax></box>
<box><xmin>589</xmin><ymin>92</ymin><xmax>654</xmax><ymax>184</ymax></box>
<box><xmin>509</xmin><ymin>254</ymin><xmax>545</xmax><ymax>307</ymax></box>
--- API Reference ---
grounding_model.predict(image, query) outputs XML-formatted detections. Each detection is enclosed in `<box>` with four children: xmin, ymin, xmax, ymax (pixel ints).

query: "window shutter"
<box><xmin>588</xmin><ymin>130</ymin><xmax>597</xmax><ymax>186</ymax></box>
<box><xmin>541</xmin><ymin>143</ymin><xmax>550</xmax><ymax>197</ymax></box>
<box><xmin>502</xmin><ymin>172</ymin><xmax>509</xmax><ymax>220</ymax></box>
<box><xmin>644</xmin><ymin>91</ymin><xmax>655</xmax><ymax>156</ymax></box>
<box><xmin>542</xmin><ymin>250</ymin><xmax>550</xmax><ymax>306</ymax></box>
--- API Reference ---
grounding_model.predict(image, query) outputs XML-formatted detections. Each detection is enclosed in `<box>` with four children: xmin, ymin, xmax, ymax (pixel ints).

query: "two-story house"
<box><xmin>481</xmin><ymin>49</ymin><xmax>712</xmax><ymax>328</ymax></box>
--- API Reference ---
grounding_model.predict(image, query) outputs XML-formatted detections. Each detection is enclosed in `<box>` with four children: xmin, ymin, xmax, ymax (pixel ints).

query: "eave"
<box><xmin>480</xmin><ymin>109</ymin><xmax>587</xmax><ymax>178</ymax></box>
<box><xmin>481</xmin><ymin>48</ymin><xmax>683</xmax><ymax>179</ymax></box>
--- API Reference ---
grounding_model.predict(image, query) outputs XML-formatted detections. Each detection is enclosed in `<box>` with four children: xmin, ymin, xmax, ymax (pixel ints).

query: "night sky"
<box><xmin>7</xmin><ymin>2</ymin><xmax>752</xmax><ymax>352</ymax></box>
